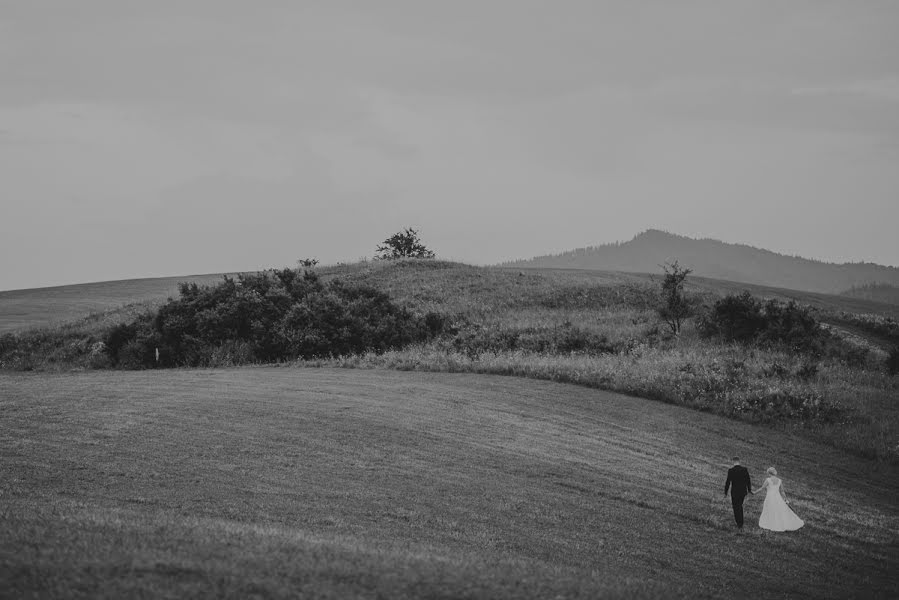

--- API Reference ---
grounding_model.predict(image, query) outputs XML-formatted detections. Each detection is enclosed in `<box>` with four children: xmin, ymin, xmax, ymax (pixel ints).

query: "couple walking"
<box><xmin>724</xmin><ymin>456</ymin><xmax>804</xmax><ymax>532</ymax></box>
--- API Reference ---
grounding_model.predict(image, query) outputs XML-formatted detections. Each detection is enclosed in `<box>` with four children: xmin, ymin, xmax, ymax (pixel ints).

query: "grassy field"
<box><xmin>0</xmin><ymin>273</ymin><xmax>228</xmax><ymax>334</ymax></box>
<box><xmin>2</xmin><ymin>265</ymin><xmax>896</xmax><ymax>336</ymax></box>
<box><xmin>1</xmin><ymin>367</ymin><xmax>897</xmax><ymax>599</ymax></box>
<box><xmin>2</xmin><ymin>261</ymin><xmax>898</xmax><ymax>462</ymax></box>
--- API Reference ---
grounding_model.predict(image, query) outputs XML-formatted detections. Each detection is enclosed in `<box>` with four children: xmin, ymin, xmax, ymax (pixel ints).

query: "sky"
<box><xmin>1</xmin><ymin>1</ymin><xmax>898</xmax><ymax>291</ymax></box>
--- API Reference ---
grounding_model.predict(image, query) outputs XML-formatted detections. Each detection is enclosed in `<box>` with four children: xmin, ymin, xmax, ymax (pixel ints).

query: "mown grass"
<box><xmin>1</xmin><ymin>368</ymin><xmax>897</xmax><ymax>599</ymax></box>
<box><xmin>0</xmin><ymin>273</ymin><xmax>229</xmax><ymax>334</ymax></box>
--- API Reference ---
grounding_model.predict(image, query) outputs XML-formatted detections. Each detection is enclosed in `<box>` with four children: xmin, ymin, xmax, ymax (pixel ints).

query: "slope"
<box><xmin>1</xmin><ymin>368</ymin><xmax>896</xmax><ymax>599</ymax></box>
<box><xmin>507</xmin><ymin>230</ymin><xmax>899</xmax><ymax>295</ymax></box>
<box><xmin>0</xmin><ymin>273</ymin><xmax>230</xmax><ymax>334</ymax></box>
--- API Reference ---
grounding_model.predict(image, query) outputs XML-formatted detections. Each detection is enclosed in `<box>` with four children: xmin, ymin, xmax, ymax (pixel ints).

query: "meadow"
<box><xmin>2</xmin><ymin>260</ymin><xmax>898</xmax><ymax>462</ymax></box>
<box><xmin>0</xmin><ymin>273</ymin><xmax>228</xmax><ymax>334</ymax></box>
<box><xmin>2</xmin><ymin>368</ymin><xmax>897</xmax><ymax>599</ymax></box>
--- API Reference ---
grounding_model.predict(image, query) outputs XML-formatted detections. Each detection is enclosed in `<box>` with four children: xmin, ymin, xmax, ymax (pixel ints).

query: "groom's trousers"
<box><xmin>731</xmin><ymin>494</ymin><xmax>746</xmax><ymax>528</ymax></box>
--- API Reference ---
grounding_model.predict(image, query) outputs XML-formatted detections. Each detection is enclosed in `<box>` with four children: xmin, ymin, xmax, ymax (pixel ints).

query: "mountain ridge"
<box><xmin>502</xmin><ymin>229</ymin><xmax>899</xmax><ymax>296</ymax></box>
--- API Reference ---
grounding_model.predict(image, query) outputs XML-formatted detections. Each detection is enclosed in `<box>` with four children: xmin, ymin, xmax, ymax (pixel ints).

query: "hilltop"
<box><xmin>503</xmin><ymin>230</ymin><xmax>899</xmax><ymax>296</ymax></box>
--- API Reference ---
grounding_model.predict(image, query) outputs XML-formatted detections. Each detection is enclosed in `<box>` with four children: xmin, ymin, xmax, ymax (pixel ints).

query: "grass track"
<box><xmin>1</xmin><ymin>368</ymin><xmax>896</xmax><ymax>599</ymax></box>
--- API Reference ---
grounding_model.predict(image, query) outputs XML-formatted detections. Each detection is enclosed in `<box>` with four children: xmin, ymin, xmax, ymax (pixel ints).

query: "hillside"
<box><xmin>2</xmin><ymin>368</ymin><xmax>896</xmax><ymax>599</ymax></box>
<box><xmin>840</xmin><ymin>283</ymin><xmax>899</xmax><ymax>306</ymax></box>
<box><xmin>0</xmin><ymin>273</ymin><xmax>230</xmax><ymax>334</ymax></box>
<box><xmin>3</xmin><ymin>264</ymin><xmax>897</xmax><ymax>337</ymax></box>
<box><xmin>2</xmin><ymin>260</ymin><xmax>898</xmax><ymax>462</ymax></box>
<box><xmin>504</xmin><ymin>230</ymin><xmax>899</xmax><ymax>295</ymax></box>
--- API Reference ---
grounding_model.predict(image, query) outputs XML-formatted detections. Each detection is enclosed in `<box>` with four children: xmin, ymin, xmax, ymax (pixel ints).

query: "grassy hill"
<box><xmin>3</xmin><ymin>264</ymin><xmax>896</xmax><ymax>337</ymax></box>
<box><xmin>1</xmin><ymin>260</ymin><xmax>898</xmax><ymax>463</ymax></box>
<box><xmin>2</xmin><ymin>368</ymin><xmax>896</xmax><ymax>599</ymax></box>
<box><xmin>0</xmin><ymin>273</ymin><xmax>230</xmax><ymax>334</ymax></box>
<box><xmin>504</xmin><ymin>230</ymin><xmax>899</xmax><ymax>295</ymax></box>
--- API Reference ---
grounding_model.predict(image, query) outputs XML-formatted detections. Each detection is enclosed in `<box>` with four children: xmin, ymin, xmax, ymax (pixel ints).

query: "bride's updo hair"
<box><xmin>767</xmin><ymin>467</ymin><xmax>777</xmax><ymax>476</ymax></box>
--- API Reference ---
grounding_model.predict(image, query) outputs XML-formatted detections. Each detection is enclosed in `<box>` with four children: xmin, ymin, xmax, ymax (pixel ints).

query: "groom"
<box><xmin>724</xmin><ymin>456</ymin><xmax>753</xmax><ymax>531</ymax></box>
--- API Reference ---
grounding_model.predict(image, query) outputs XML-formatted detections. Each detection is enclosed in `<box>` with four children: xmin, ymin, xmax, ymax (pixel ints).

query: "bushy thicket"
<box><xmin>103</xmin><ymin>269</ymin><xmax>442</xmax><ymax>368</ymax></box>
<box><xmin>698</xmin><ymin>292</ymin><xmax>824</xmax><ymax>351</ymax></box>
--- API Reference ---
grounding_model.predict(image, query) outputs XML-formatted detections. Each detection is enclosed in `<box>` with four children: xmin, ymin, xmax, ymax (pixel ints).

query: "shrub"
<box><xmin>699</xmin><ymin>292</ymin><xmax>825</xmax><ymax>353</ymax></box>
<box><xmin>102</xmin><ymin>268</ymin><xmax>436</xmax><ymax>368</ymax></box>
<box><xmin>698</xmin><ymin>291</ymin><xmax>766</xmax><ymax>342</ymax></box>
<box><xmin>757</xmin><ymin>299</ymin><xmax>821</xmax><ymax>351</ymax></box>
<box><xmin>888</xmin><ymin>346</ymin><xmax>899</xmax><ymax>376</ymax></box>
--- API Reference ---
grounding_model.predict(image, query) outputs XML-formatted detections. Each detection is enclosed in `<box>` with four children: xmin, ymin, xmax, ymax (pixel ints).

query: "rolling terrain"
<box><xmin>2</xmin><ymin>265</ymin><xmax>896</xmax><ymax>337</ymax></box>
<box><xmin>505</xmin><ymin>230</ymin><xmax>899</xmax><ymax>295</ymax></box>
<box><xmin>0</xmin><ymin>273</ymin><xmax>229</xmax><ymax>334</ymax></box>
<box><xmin>2</xmin><ymin>260</ymin><xmax>898</xmax><ymax>462</ymax></box>
<box><xmin>1</xmin><ymin>368</ymin><xmax>897</xmax><ymax>599</ymax></box>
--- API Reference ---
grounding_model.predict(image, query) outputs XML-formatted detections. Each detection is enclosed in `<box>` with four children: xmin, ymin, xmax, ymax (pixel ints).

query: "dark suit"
<box><xmin>725</xmin><ymin>465</ymin><xmax>752</xmax><ymax>528</ymax></box>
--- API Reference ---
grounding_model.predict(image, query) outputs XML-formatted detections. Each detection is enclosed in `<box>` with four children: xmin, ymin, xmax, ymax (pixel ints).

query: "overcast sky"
<box><xmin>1</xmin><ymin>1</ymin><xmax>898</xmax><ymax>290</ymax></box>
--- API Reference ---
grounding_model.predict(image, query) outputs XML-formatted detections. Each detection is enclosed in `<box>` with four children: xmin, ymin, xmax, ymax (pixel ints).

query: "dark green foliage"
<box><xmin>103</xmin><ymin>269</ymin><xmax>436</xmax><ymax>368</ymax></box>
<box><xmin>757</xmin><ymin>299</ymin><xmax>821</xmax><ymax>350</ymax></box>
<box><xmin>698</xmin><ymin>292</ymin><xmax>766</xmax><ymax>342</ymax></box>
<box><xmin>657</xmin><ymin>261</ymin><xmax>693</xmax><ymax>335</ymax></box>
<box><xmin>888</xmin><ymin>346</ymin><xmax>899</xmax><ymax>376</ymax></box>
<box><xmin>104</xmin><ymin>322</ymin><xmax>141</xmax><ymax>364</ymax></box>
<box><xmin>0</xmin><ymin>327</ymin><xmax>108</xmax><ymax>371</ymax></box>
<box><xmin>699</xmin><ymin>292</ymin><xmax>824</xmax><ymax>352</ymax></box>
<box><xmin>375</xmin><ymin>227</ymin><xmax>435</xmax><ymax>260</ymax></box>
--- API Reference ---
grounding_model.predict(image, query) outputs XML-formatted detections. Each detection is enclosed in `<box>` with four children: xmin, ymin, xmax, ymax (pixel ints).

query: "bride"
<box><xmin>753</xmin><ymin>467</ymin><xmax>804</xmax><ymax>531</ymax></box>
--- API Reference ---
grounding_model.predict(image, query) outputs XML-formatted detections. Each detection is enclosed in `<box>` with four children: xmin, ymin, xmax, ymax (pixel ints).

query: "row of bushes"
<box><xmin>104</xmin><ymin>269</ymin><xmax>445</xmax><ymax>368</ymax></box>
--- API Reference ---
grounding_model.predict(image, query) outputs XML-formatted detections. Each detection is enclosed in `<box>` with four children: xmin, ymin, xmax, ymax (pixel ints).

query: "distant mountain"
<box><xmin>503</xmin><ymin>230</ymin><xmax>899</xmax><ymax>295</ymax></box>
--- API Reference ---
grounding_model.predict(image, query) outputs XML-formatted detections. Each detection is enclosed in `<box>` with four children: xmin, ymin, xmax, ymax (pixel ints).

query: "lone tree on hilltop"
<box><xmin>658</xmin><ymin>260</ymin><xmax>693</xmax><ymax>336</ymax></box>
<box><xmin>376</xmin><ymin>227</ymin><xmax>435</xmax><ymax>260</ymax></box>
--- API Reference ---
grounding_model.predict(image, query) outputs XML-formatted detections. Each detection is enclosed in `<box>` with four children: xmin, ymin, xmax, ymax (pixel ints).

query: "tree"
<box><xmin>375</xmin><ymin>227</ymin><xmax>435</xmax><ymax>260</ymax></box>
<box><xmin>658</xmin><ymin>260</ymin><xmax>693</xmax><ymax>335</ymax></box>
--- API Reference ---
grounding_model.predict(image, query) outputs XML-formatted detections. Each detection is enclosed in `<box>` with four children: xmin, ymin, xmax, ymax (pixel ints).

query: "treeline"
<box><xmin>840</xmin><ymin>282</ymin><xmax>899</xmax><ymax>305</ymax></box>
<box><xmin>104</xmin><ymin>268</ymin><xmax>444</xmax><ymax>368</ymax></box>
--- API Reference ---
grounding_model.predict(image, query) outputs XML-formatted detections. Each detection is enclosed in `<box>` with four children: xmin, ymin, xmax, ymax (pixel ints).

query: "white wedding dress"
<box><xmin>758</xmin><ymin>476</ymin><xmax>804</xmax><ymax>531</ymax></box>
